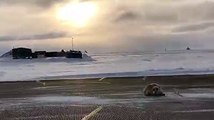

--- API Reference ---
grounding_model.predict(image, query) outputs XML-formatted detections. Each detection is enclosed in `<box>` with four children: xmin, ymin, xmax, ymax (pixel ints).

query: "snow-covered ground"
<box><xmin>1</xmin><ymin>50</ymin><xmax>214</xmax><ymax>81</ymax></box>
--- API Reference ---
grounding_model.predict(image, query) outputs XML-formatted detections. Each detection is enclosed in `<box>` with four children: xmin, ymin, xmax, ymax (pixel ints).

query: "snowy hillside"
<box><xmin>1</xmin><ymin>50</ymin><xmax>214</xmax><ymax>81</ymax></box>
<box><xmin>0</xmin><ymin>51</ymin><xmax>12</xmax><ymax>58</ymax></box>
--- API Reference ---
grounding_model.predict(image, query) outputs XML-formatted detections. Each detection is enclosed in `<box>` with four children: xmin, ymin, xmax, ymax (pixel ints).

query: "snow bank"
<box><xmin>1</xmin><ymin>50</ymin><xmax>214</xmax><ymax>81</ymax></box>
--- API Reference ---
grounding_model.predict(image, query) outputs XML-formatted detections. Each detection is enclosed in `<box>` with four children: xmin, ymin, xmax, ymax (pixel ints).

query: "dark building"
<box><xmin>35</xmin><ymin>51</ymin><xmax>46</xmax><ymax>55</ymax></box>
<box><xmin>12</xmin><ymin>48</ymin><xmax>32</xmax><ymax>59</ymax></box>
<box><xmin>57</xmin><ymin>49</ymin><xmax>66</xmax><ymax>57</ymax></box>
<box><xmin>45</xmin><ymin>52</ymin><xmax>58</xmax><ymax>57</ymax></box>
<box><xmin>10</xmin><ymin>47</ymin><xmax>83</xmax><ymax>59</ymax></box>
<box><xmin>34</xmin><ymin>51</ymin><xmax>46</xmax><ymax>58</ymax></box>
<box><xmin>66</xmin><ymin>50</ymin><xmax>82</xmax><ymax>58</ymax></box>
<box><xmin>32</xmin><ymin>53</ymin><xmax>38</xmax><ymax>58</ymax></box>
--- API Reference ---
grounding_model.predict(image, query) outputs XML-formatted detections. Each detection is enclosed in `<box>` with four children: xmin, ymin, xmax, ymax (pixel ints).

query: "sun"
<box><xmin>56</xmin><ymin>2</ymin><xmax>97</xmax><ymax>27</ymax></box>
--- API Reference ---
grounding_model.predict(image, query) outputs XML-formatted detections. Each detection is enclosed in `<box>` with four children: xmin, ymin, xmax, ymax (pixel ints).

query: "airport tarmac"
<box><xmin>1</xmin><ymin>75</ymin><xmax>214</xmax><ymax>120</ymax></box>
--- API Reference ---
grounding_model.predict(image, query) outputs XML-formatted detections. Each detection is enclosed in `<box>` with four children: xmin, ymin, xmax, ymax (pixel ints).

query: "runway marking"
<box><xmin>36</xmin><ymin>80</ymin><xmax>46</xmax><ymax>86</ymax></box>
<box><xmin>98</xmin><ymin>77</ymin><xmax>106</xmax><ymax>81</ymax></box>
<box><xmin>81</xmin><ymin>106</ymin><xmax>103</xmax><ymax>120</ymax></box>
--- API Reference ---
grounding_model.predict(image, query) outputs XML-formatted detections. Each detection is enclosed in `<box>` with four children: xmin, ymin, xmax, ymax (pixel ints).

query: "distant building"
<box><xmin>12</xmin><ymin>47</ymin><xmax>32</xmax><ymax>59</ymax></box>
<box><xmin>35</xmin><ymin>51</ymin><xmax>46</xmax><ymax>58</ymax></box>
<box><xmin>57</xmin><ymin>49</ymin><xmax>66</xmax><ymax>57</ymax></box>
<box><xmin>45</xmin><ymin>52</ymin><xmax>58</xmax><ymax>57</ymax></box>
<box><xmin>10</xmin><ymin>47</ymin><xmax>82</xmax><ymax>59</ymax></box>
<box><xmin>66</xmin><ymin>50</ymin><xmax>82</xmax><ymax>58</ymax></box>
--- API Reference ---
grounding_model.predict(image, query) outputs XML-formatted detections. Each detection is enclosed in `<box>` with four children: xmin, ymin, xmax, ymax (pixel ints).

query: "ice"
<box><xmin>1</xmin><ymin>50</ymin><xmax>214</xmax><ymax>81</ymax></box>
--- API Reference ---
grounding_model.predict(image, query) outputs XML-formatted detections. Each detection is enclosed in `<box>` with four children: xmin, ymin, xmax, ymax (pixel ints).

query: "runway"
<box><xmin>1</xmin><ymin>75</ymin><xmax>214</xmax><ymax>120</ymax></box>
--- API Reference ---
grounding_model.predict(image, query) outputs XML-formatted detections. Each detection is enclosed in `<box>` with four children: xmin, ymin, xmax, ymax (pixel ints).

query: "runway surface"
<box><xmin>1</xmin><ymin>75</ymin><xmax>214</xmax><ymax>120</ymax></box>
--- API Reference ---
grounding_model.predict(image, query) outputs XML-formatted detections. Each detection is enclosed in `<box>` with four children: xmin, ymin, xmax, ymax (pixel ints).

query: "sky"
<box><xmin>1</xmin><ymin>0</ymin><xmax>214</xmax><ymax>54</ymax></box>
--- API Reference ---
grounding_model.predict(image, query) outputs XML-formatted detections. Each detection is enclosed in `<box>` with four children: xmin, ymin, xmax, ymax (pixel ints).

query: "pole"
<box><xmin>72</xmin><ymin>37</ymin><xmax>73</xmax><ymax>50</ymax></box>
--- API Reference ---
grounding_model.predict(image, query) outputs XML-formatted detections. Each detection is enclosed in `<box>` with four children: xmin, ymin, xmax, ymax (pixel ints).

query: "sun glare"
<box><xmin>57</xmin><ymin>2</ymin><xmax>97</xmax><ymax>27</ymax></box>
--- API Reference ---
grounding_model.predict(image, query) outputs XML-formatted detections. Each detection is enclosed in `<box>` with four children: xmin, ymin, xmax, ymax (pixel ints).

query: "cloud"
<box><xmin>114</xmin><ymin>11</ymin><xmax>141</xmax><ymax>22</ymax></box>
<box><xmin>0</xmin><ymin>0</ymin><xmax>67</xmax><ymax>7</ymax></box>
<box><xmin>172</xmin><ymin>21</ymin><xmax>214</xmax><ymax>33</ymax></box>
<box><xmin>1</xmin><ymin>0</ymin><xmax>214</xmax><ymax>53</ymax></box>
<box><xmin>182</xmin><ymin>1</ymin><xmax>214</xmax><ymax>21</ymax></box>
<box><xmin>0</xmin><ymin>32</ymin><xmax>67</xmax><ymax>41</ymax></box>
<box><xmin>0</xmin><ymin>0</ymin><xmax>96</xmax><ymax>7</ymax></box>
<box><xmin>143</xmin><ymin>10</ymin><xmax>178</xmax><ymax>24</ymax></box>
<box><xmin>112</xmin><ymin>2</ymin><xmax>178</xmax><ymax>25</ymax></box>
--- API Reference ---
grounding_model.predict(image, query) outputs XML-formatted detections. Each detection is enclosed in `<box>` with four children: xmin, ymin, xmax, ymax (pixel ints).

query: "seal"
<box><xmin>144</xmin><ymin>83</ymin><xmax>165</xmax><ymax>96</ymax></box>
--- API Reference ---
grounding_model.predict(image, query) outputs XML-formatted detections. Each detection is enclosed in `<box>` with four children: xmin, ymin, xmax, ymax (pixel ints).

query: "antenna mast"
<box><xmin>72</xmin><ymin>37</ymin><xmax>74</xmax><ymax>50</ymax></box>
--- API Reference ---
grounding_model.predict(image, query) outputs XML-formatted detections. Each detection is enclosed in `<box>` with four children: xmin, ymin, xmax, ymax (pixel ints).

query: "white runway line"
<box><xmin>36</xmin><ymin>80</ymin><xmax>46</xmax><ymax>86</ymax></box>
<box><xmin>81</xmin><ymin>106</ymin><xmax>103</xmax><ymax>120</ymax></box>
<box><xmin>98</xmin><ymin>77</ymin><xmax>106</xmax><ymax>81</ymax></box>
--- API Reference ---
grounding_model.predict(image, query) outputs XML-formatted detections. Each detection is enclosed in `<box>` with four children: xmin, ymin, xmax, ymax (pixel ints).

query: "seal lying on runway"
<box><xmin>143</xmin><ymin>83</ymin><xmax>165</xmax><ymax>96</ymax></box>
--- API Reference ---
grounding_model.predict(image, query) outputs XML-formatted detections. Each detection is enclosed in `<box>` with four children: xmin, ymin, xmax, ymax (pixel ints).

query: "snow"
<box><xmin>1</xmin><ymin>50</ymin><xmax>214</xmax><ymax>81</ymax></box>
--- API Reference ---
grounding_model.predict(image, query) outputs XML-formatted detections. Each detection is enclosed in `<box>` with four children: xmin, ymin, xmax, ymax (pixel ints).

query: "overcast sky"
<box><xmin>1</xmin><ymin>0</ymin><xmax>214</xmax><ymax>54</ymax></box>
